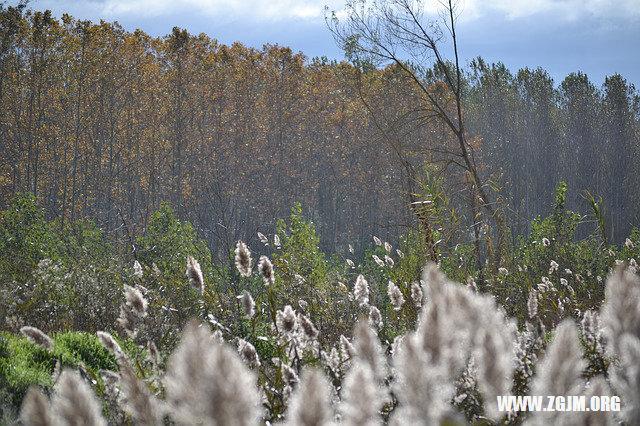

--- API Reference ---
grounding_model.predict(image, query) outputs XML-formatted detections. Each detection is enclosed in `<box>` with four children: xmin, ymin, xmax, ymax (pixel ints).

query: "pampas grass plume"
<box><xmin>52</xmin><ymin>369</ymin><xmax>107</xmax><ymax>426</ymax></box>
<box><xmin>235</xmin><ymin>240</ymin><xmax>253</xmax><ymax>277</ymax></box>
<box><xmin>368</xmin><ymin>306</ymin><xmax>382</xmax><ymax>328</ymax></box>
<box><xmin>410</xmin><ymin>281</ymin><xmax>423</xmax><ymax>307</ymax></box>
<box><xmin>277</xmin><ymin>305</ymin><xmax>298</xmax><ymax>335</ymax></box>
<box><xmin>20</xmin><ymin>326</ymin><xmax>53</xmax><ymax>350</ymax></box>
<box><xmin>124</xmin><ymin>284</ymin><xmax>147</xmax><ymax>318</ymax></box>
<box><xmin>601</xmin><ymin>266</ymin><xmax>640</xmax><ymax>356</ymax></box>
<box><xmin>258</xmin><ymin>255</ymin><xmax>274</xmax><ymax>285</ymax></box>
<box><xmin>298</xmin><ymin>313</ymin><xmax>319</xmax><ymax>342</ymax></box>
<box><xmin>20</xmin><ymin>387</ymin><xmax>54</xmax><ymax>426</ymax></box>
<box><xmin>352</xmin><ymin>320</ymin><xmax>385</xmax><ymax>382</ymax></box>
<box><xmin>185</xmin><ymin>255</ymin><xmax>204</xmax><ymax>294</ymax></box>
<box><xmin>354</xmin><ymin>275</ymin><xmax>369</xmax><ymax>307</ymax></box>
<box><xmin>133</xmin><ymin>260</ymin><xmax>143</xmax><ymax>278</ymax></box>
<box><xmin>529</xmin><ymin>320</ymin><xmax>585</xmax><ymax>425</ymax></box>
<box><xmin>96</xmin><ymin>331</ymin><xmax>124</xmax><ymax>360</ymax></box>
<box><xmin>119</xmin><ymin>362</ymin><xmax>161</xmax><ymax>425</ymax></box>
<box><xmin>241</xmin><ymin>290</ymin><xmax>256</xmax><ymax>318</ymax></box>
<box><xmin>287</xmin><ymin>368</ymin><xmax>333</xmax><ymax>426</ymax></box>
<box><xmin>238</xmin><ymin>338</ymin><xmax>261</xmax><ymax>367</ymax></box>
<box><xmin>387</xmin><ymin>281</ymin><xmax>404</xmax><ymax>310</ymax></box>
<box><xmin>165</xmin><ymin>321</ymin><xmax>260</xmax><ymax>425</ymax></box>
<box><xmin>341</xmin><ymin>361</ymin><xmax>382</xmax><ymax>426</ymax></box>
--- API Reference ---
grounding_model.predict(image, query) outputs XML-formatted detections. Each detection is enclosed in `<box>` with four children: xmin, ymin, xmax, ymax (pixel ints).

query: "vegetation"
<box><xmin>0</xmin><ymin>2</ymin><xmax>638</xmax><ymax>259</ymax></box>
<box><xmin>1</xmin><ymin>0</ymin><xmax>640</xmax><ymax>424</ymax></box>
<box><xmin>1</xmin><ymin>190</ymin><xmax>639</xmax><ymax>424</ymax></box>
<box><xmin>0</xmin><ymin>330</ymin><xmax>117</xmax><ymax>411</ymax></box>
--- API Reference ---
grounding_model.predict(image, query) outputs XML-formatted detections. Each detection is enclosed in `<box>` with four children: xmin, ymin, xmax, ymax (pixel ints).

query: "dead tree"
<box><xmin>328</xmin><ymin>0</ymin><xmax>507</xmax><ymax>265</ymax></box>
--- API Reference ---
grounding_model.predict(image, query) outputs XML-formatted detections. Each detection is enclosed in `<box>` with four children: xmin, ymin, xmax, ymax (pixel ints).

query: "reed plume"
<box><xmin>235</xmin><ymin>240</ymin><xmax>253</xmax><ymax>277</ymax></box>
<box><xmin>185</xmin><ymin>255</ymin><xmax>204</xmax><ymax>294</ymax></box>
<box><xmin>20</xmin><ymin>326</ymin><xmax>53</xmax><ymax>350</ymax></box>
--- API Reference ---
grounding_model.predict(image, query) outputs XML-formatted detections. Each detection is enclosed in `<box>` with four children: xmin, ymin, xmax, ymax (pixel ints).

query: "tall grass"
<box><xmin>16</xmin><ymin>252</ymin><xmax>640</xmax><ymax>425</ymax></box>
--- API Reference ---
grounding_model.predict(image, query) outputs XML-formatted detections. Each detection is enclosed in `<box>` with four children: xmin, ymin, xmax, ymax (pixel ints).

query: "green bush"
<box><xmin>494</xmin><ymin>183</ymin><xmax>617</xmax><ymax>326</ymax></box>
<box><xmin>0</xmin><ymin>193</ymin><xmax>59</xmax><ymax>282</ymax></box>
<box><xmin>52</xmin><ymin>332</ymin><xmax>118</xmax><ymax>372</ymax></box>
<box><xmin>137</xmin><ymin>202</ymin><xmax>213</xmax><ymax>279</ymax></box>
<box><xmin>134</xmin><ymin>203</ymin><xmax>215</xmax><ymax>346</ymax></box>
<box><xmin>0</xmin><ymin>194</ymin><xmax>124</xmax><ymax>333</ymax></box>
<box><xmin>0</xmin><ymin>331</ymin><xmax>117</xmax><ymax>410</ymax></box>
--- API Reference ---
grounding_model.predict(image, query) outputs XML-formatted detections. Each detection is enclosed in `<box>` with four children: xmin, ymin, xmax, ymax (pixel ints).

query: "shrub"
<box><xmin>16</xmin><ymin>264</ymin><xmax>639</xmax><ymax>425</ymax></box>
<box><xmin>494</xmin><ymin>183</ymin><xmax>616</xmax><ymax>326</ymax></box>
<box><xmin>0</xmin><ymin>331</ymin><xmax>117</xmax><ymax>411</ymax></box>
<box><xmin>0</xmin><ymin>193</ymin><xmax>59</xmax><ymax>282</ymax></box>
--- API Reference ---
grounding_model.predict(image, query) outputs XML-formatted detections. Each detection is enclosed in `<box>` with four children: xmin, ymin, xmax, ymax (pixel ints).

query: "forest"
<box><xmin>1</xmin><ymin>0</ymin><xmax>640</xmax><ymax>425</ymax></box>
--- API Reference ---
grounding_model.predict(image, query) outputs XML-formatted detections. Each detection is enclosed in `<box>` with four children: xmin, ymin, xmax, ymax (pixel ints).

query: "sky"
<box><xmin>25</xmin><ymin>0</ymin><xmax>640</xmax><ymax>87</ymax></box>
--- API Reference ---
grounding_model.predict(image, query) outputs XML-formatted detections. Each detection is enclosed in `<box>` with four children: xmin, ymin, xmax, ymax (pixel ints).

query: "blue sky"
<box><xmin>27</xmin><ymin>0</ymin><xmax>640</xmax><ymax>87</ymax></box>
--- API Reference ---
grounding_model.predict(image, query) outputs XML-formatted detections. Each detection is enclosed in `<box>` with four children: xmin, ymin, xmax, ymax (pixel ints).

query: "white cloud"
<box><xmin>50</xmin><ymin>0</ymin><xmax>639</xmax><ymax>25</ymax></box>
<box><xmin>99</xmin><ymin>0</ymin><xmax>346</xmax><ymax>22</ymax></box>
<box><xmin>461</xmin><ymin>0</ymin><xmax>640</xmax><ymax>22</ymax></box>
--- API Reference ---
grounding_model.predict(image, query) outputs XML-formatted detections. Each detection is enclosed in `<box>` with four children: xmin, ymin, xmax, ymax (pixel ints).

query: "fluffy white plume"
<box><xmin>235</xmin><ymin>240</ymin><xmax>253</xmax><ymax>277</ymax></box>
<box><xmin>601</xmin><ymin>267</ymin><xmax>640</xmax><ymax>356</ymax></box>
<box><xmin>286</xmin><ymin>368</ymin><xmax>334</xmax><ymax>426</ymax></box>
<box><xmin>353</xmin><ymin>275</ymin><xmax>369</xmax><ymax>307</ymax></box>
<box><xmin>20</xmin><ymin>387</ymin><xmax>55</xmax><ymax>426</ymax></box>
<box><xmin>340</xmin><ymin>361</ymin><xmax>383</xmax><ymax>426</ymax></box>
<box><xmin>164</xmin><ymin>321</ymin><xmax>261</xmax><ymax>425</ymax></box>
<box><xmin>241</xmin><ymin>290</ymin><xmax>256</xmax><ymax>318</ymax></box>
<box><xmin>52</xmin><ymin>369</ymin><xmax>107</xmax><ymax>426</ymax></box>
<box><xmin>529</xmin><ymin>320</ymin><xmax>586</xmax><ymax>425</ymax></box>
<box><xmin>352</xmin><ymin>320</ymin><xmax>386</xmax><ymax>383</ymax></box>
<box><xmin>258</xmin><ymin>255</ymin><xmax>274</xmax><ymax>285</ymax></box>
<box><xmin>185</xmin><ymin>256</ymin><xmax>204</xmax><ymax>294</ymax></box>
<box><xmin>20</xmin><ymin>326</ymin><xmax>53</xmax><ymax>350</ymax></box>
<box><xmin>119</xmin><ymin>362</ymin><xmax>161</xmax><ymax>425</ymax></box>
<box><xmin>133</xmin><ymin>260</ymin><xmax>143</xmax><ymax>278</ymax></box>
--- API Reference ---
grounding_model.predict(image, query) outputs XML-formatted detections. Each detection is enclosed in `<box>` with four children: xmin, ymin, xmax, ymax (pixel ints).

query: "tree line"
<box><xmin>1</xmin><ymin>5</ymin><xmax>638</xmax><ymax>260</ymax></box>
<box><xmin>467</xmin><ymin>59</ymin><xmax>639</xmax><ymax>243</ymax></box>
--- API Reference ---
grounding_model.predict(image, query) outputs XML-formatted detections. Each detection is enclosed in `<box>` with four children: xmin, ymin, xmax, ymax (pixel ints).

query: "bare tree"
<box><xmin>328</xmin><ymin>0</ymin><xmax>506</xmax><ymax>265</ymax></box>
